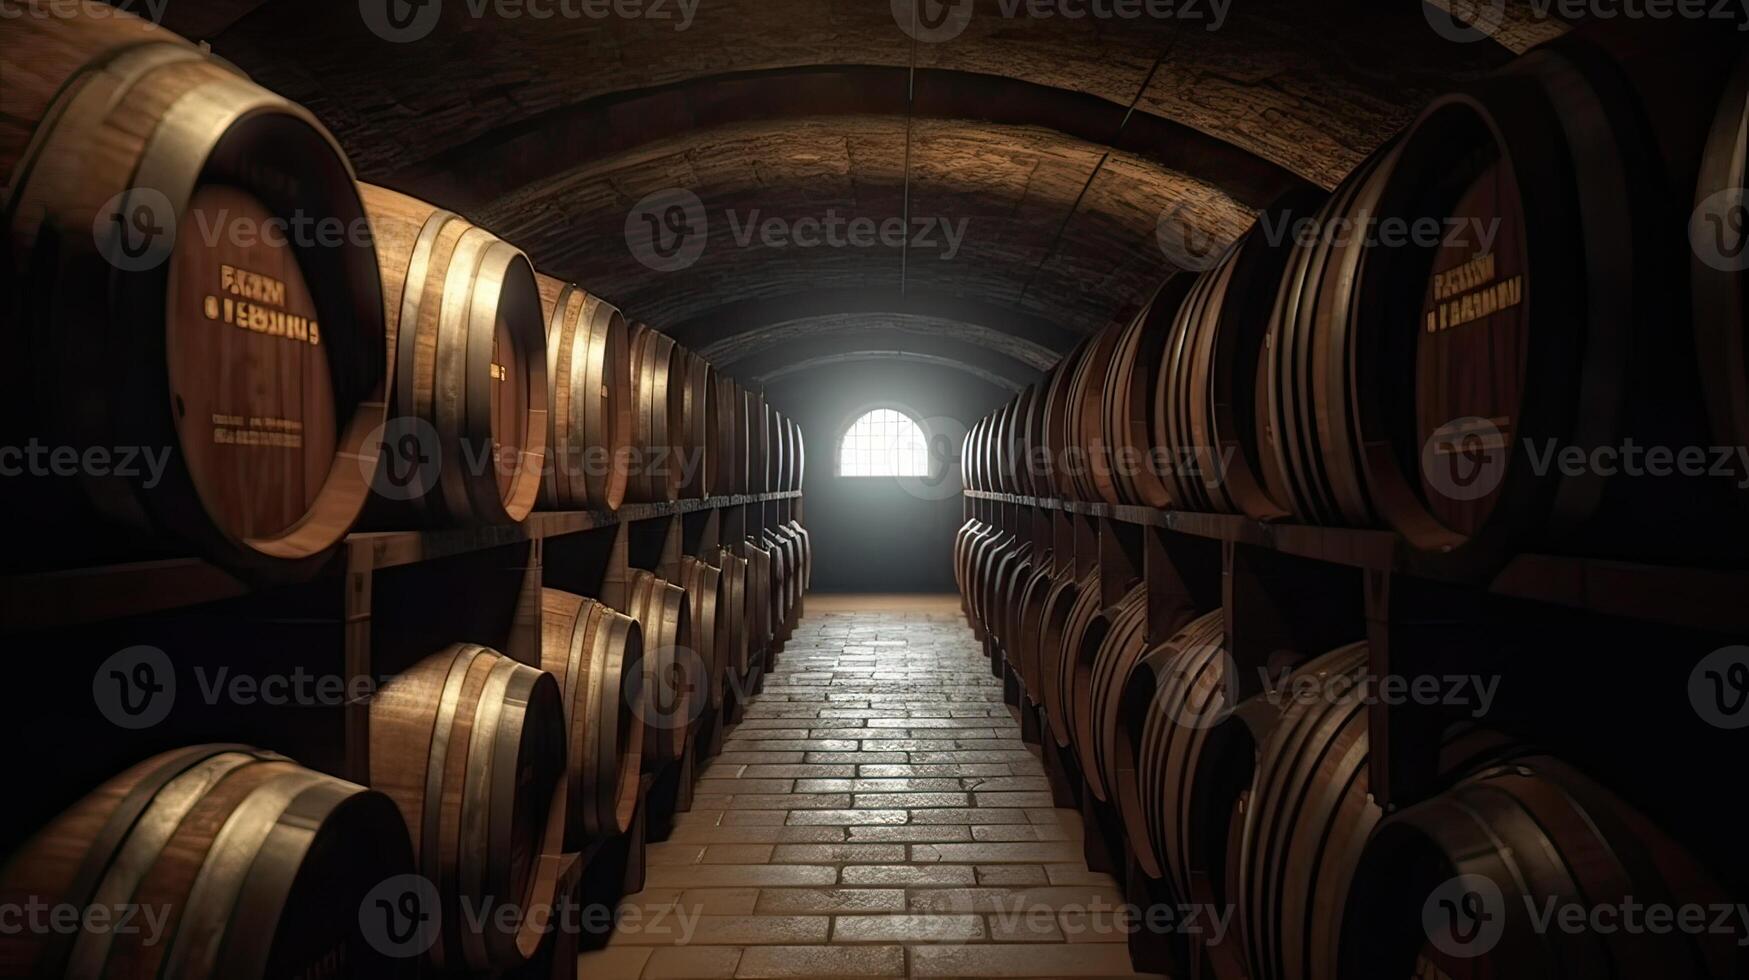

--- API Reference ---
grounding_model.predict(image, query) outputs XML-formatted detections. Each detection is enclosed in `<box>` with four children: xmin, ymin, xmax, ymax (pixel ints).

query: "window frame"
<box><xmin>834</xmin><ymin>404</ymin><xmax>932</xmax><ymax>478</ymax></box>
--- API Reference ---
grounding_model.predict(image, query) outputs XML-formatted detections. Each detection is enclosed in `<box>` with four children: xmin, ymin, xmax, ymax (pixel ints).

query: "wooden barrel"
<box><xmin>769</xmin><ymin>524</ymin><xmax>806</xmax><ymax>614</ymax></box>
<box><xmin>1011</xmin><ymin>559</ymin><xmax>1059</xmax><ymax>698</ymax></box>
<box><xmin>0</xmin><ymin>6</ymin><xmax>388</xmax><ymax>579</ymax></box>
<box><xmin>1693</xmin><ymin>51</ymin><xmax>1749</xmax><ymax>497</ymax></box>
<box><xmin>1022</xmin><ymin>371</ymin><xmax>1053</xmax><ymax>496</ymax></box>
<box><xmin>1045</xmin><ymin>571</ymin><xmax>1102</xmax><ymax>750</ymax></box>
<box><xmin>763</xmin><ymin>526</ymin><xmax>792</xmax><ymax>636</ymax></box>
<box><xmin>787</xmin><ymin>519</ymin><xmax>812</xmax><ymax>591</ymax></box>
<box><xmin>713</xmin><ymin>375</ymin><xmax>745</xmax><ymax>495</ymax></box>
<box><xmin>624</xmin><ymin>325</ymin><xmax>685</xmax><ymax>503</ymax></box>
<box><xmin>772</xmin><ymin>413</ymin><xmax>791</xmax><ymax>492</ymax></box>
<box><xmin>0</xmin><ymin>745</ymin><xmax>415</xmax><ymax>979</ymax></box>
<box><xmin>955</xmin><ymin>520</ymin><xmax>993</xmax><ymax>620</ymax></box>
<box><xmin>678</xmin><ymin>556</ymin><xmax>723</xmax><ymax>710</ymax></box>
<box><xmin>766</xmin><ymin>406</ymin><xmax>786</xmax><ymax>495</ymax></box>
<box><xmin>741</xmin><ymin>539</ymin><xmax>774</xmax><ymax>652</ymax></box>
<box><xmin>970</xmin><ymin>528</ymin><xmax>1016</xmax><ymax>633</ymax></box>
<box><xmin>367</xmin><ymin>643</ymin><xmax>565</xmax><ymax>971</ymax></box>
<box><xmin>1004</xmin><ymin>389</ymin><xmax>1035</xmax><ymax>495</ymax></box>
<box><xmin>1103</xmin><ymin>277</ymin><xmax>1197</xmax><ymax>508</ymax></box>
<box><xmin>1342</xmin><ymin>754</ymin><xmax>1743</xmax><ymax>979</ymax></box>
<box><xmin>1127</xmin><ymin>612</ymin><xmax>1249</xmax><ymax>898</ymax></box>
<box><xmin>777</xmin><ymin>415</ymin><xmax>799</xmax><ymax>492</ymax></box>
<box><xmin>677</xmin><ymin>348</ymin><xmax>714</xmax><ymax>499</ymax></box>
<box><xmin>746</xmin><ymin>391</ymin><xmax>771</xmax><ymax>494</ymax></box>
<box><xmin>624</xmin><ymin>570</ymin><xmax>698</xmax><ymax>766</ymax></box>
<box><xmin>994</xmin><ymin>544</ymin><xmax>1035</xmax><ymax>657</ymax></box>
<box><xmin>1040</xmin><ymin>337</ymin><xmax>1091</xmax><ymax>501</ymax></box>
<box><xmin>536</xmin><ymin>275</ymin><xmax>630</xmax><ymax>511</ymax></box>
<box><xmin>992</xmin><ymin>398</ymin><xmax>1018</xmax><ymax>495</ymax></box>
<box><xmin>972</xmin><ymin>530</ymin><xmax>1011</xmax><ymax>639</ymax></box>
<box><xmin>1266</xmin><ymin>42</ymin><xmax>1723</xmax><ymax>573</ymax></box>
<box><xmin>712</xmin><ymin>546</ymin><xmax>750</xmax><ymax>700</ymax></box>
<box><xmin>963</xmin><ymin>523</ymin><xmax>992</xmax><ymax>626</ymax></box>
<box><xmin>1157</xmin><ymin>191</ymin><xmax>1322</xmax><ymax>519</ymax></box>
<box><xmin>1236</xmin><ymin>643</ymin><xmax>1375</xmax><ymax>980</ymax></box>
<box><xmin>985</xmin><ymin>405</ymin><xmax>1004</xmax><ymax>494</ymax></box>
<box><xmin>1075</xmin><ymin>583</ymin><xmax>1149</xmax><ymax>802</ymax></box>
<box><xmin>985</xmin><ymin>539</ymin><xmax>1031</xmax><ymax>654</ymax></box>
<box><xmin>965</xmin><ymin>416</ymin><xmax>986</xmax><ymax>493</ymax></box>
<box><xmin>1262</xmin><ymin>152</ymin><xmax>1390</xmax><ymax>532</ymax></box>
<box><xmin>788</xmin><ymin>417</ymin><xmax>806</xmax><ymax>491</ymax></box>
<box><xmin>539</xmin><ymin>589</ymin><xmax>644</xmax><ymax>844</ymax></box>
<box><xmin>363</xmin><ymin>183</ymin><xmax>548</xmax><ymax>527</ymax></box>
<box><xmin>985</xmin><ymin>396</ymin><xmax>1010</xmax><ymax>495</ymax></box>
<box><xmin>1068</xmin><ymin>320</ymin><xmax>1128</xmax><ymax>503</ymax></box>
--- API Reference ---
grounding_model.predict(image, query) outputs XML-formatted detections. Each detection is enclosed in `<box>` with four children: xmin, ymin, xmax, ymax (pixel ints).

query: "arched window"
<box><xmin>838</xmin><ymin>408</ymin><xmax>929</xmax><ymax>477</ymax></box>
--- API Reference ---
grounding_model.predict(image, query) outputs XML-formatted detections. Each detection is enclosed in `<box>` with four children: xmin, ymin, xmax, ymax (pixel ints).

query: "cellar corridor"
<box><xmin>578</xmin><ymin>596</ymin><xmax>1159</xmax><ymax>979</ymax></box>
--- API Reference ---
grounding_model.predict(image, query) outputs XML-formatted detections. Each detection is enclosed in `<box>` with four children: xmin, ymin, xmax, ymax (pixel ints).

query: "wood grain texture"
<box><xmin>367</xmin><ymin>643</ymin><xmax>565</xmax><ymax>971</ymax></box>
<box><xmin>0</xmin><ymin>745</ymin><xmax>415</xmax><ymax>980</ymax></box>
<box><xmin>540</xmin><ymin>589</ymin><xmax>643</xmax><ymax>844</ymax></box>
<box><xmin>361</xmin><ymin>182</ymin><xmax>549</xmax><ymax>527</ymax></box>
<box><xmin>1</xmin><ymin>5</ymin><xmax>386</xmax><ymax>579</ymax></box>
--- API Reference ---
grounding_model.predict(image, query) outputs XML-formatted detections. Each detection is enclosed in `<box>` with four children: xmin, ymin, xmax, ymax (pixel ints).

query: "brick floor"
<box><xmin>577</xmin><ymin>597</ymin><xmax>1163</xmax><ymax>979</ymax></box>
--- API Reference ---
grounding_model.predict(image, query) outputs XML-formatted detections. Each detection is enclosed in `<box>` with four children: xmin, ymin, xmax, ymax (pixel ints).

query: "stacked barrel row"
<box><xmin>958</xmin><ymin>31</ymin><xmax>1746</xmax><ymax>980</ymax></box>
<box><xmin>0</xmin><ymin>6</ymin><xmax>812</xmax><ymax>979</ymax></box>
<box><xmin>0</xmin><ymin>525</ymin><xmax>813</xmax><ymax>980</ymax></box>
<box><xmin>955</xmin><ymin>523</ymin><xmax>1741</xmax><ymax>979</ymax></box>
<box><xmin>965</xmin><ymin>31</ymin><xmax>1749</xmax><ymax>574</ymax></box>
<box><xmin>0</xmin><ymin>2</ymin><xmax>806</xmax><ymax>585</ymax></box>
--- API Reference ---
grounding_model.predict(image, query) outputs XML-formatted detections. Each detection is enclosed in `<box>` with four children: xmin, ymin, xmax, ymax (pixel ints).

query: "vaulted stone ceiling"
<box><xmin>186</xmin><ymin>0</ymin><xmax>1566</xmax><ymax>390</ymax></box>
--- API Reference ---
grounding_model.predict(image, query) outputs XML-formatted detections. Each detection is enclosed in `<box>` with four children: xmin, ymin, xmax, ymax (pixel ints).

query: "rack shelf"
<box><xmin>965</xmin><ymin>489</ymin><xmax>1749</xmax><ymax>633</ymax></box>
<box><xmin>1</xmin><ymin>492</ymin><xmax>803</xmax><ymax>632</ymax></box>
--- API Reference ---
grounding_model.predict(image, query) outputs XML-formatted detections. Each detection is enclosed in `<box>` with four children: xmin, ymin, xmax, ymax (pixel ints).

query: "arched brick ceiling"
<box><xmin>722</xmin><ymin>329</ymin><xmax>1043</xmax><ymax>389</ymax></box>
<box><xmin>758</xmin><ymin>352</ymin><xmax>1025</xmax><ymax>393</ymax></box>
<box><xmin>697</xmin><ymin>315</ymin><xmax>1056</xmax><ymax>374</ymax></box>
<box><xmin>197</xmin><ymin>0</ymin><xmax>1555</xmax><ymax>385</ymax></box>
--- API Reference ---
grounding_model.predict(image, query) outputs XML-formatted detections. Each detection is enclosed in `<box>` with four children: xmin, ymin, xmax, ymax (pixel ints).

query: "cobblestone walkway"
<box><xmin>577</xmin><ymin>595</ymin><xmax>1160</xmax><ymax>979</ymax></box>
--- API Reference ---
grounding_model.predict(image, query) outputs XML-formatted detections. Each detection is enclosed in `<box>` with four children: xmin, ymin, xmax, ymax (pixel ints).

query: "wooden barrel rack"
<box><xmin>958</xmin><ymin>479</ymin><xmax>1749</xmax><ymax>979</ymax></box>
<box><xmin>2</xmin><ymin>488</ymin><xmax>807</xmax><ymax>980</ymax></box>
<box><xmin>1</xmin><ymin>12</ymin><xmax>810</xmax><ymax>975</ymax></box>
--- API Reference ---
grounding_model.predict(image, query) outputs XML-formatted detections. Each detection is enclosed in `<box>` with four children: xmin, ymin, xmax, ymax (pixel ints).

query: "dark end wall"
<box><xmin>762</xmin><ymin>362</ymin><xmax>1014</xmax><ymax>594</ymax></box>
